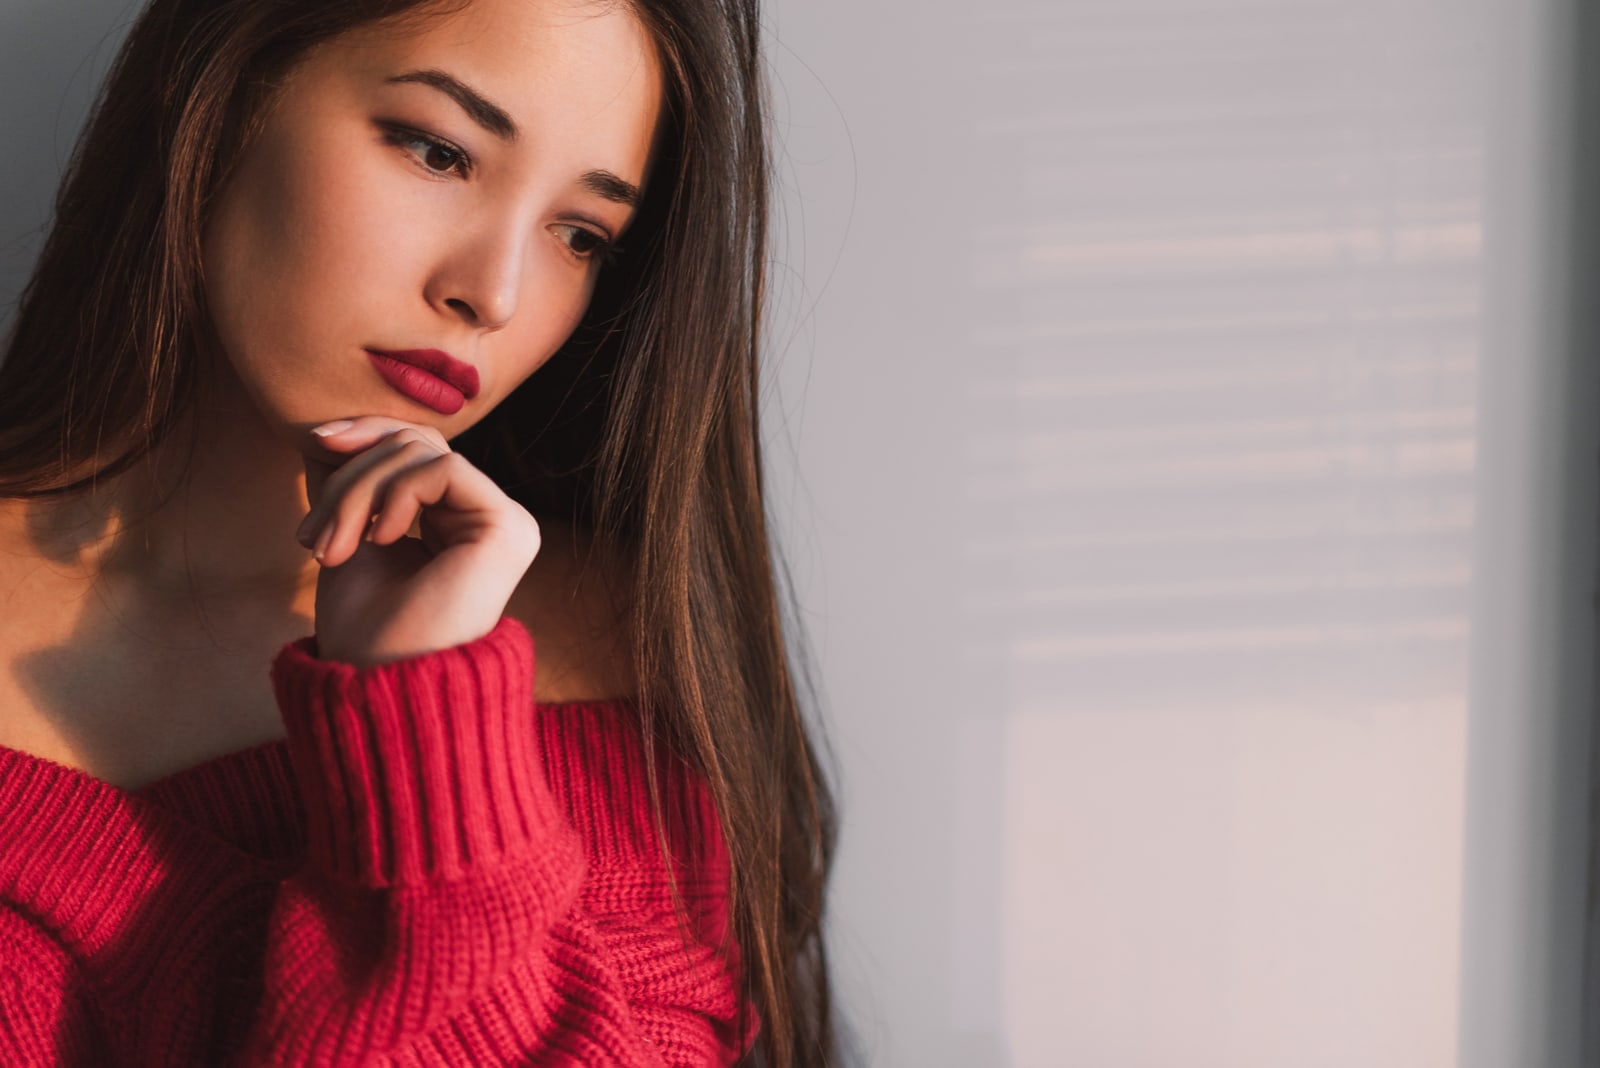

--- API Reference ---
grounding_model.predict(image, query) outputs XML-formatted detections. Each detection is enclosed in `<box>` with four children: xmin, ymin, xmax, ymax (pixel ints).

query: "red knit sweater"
<box><xmin>0</xmin><ymin>616</ymin><xmax>758</xmax><ymax>1065</ymax></box>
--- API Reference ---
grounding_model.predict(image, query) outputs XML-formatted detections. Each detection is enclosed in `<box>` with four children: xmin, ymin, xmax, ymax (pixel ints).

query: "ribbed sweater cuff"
<box><xmin>269</xmin><ymin>616</ymin><xmax>559</xmax><ymax>890</ymax></box>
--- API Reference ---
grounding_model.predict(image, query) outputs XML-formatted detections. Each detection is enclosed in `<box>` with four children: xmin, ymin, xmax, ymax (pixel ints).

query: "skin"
<box><xmin>0</xmin><ymin>0</ymin><xmax>661</xmax><ymax>782</ymax></box>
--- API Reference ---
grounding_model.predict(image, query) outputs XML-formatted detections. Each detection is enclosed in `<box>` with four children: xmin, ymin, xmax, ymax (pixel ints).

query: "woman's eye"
<box><xmin>555</xmin><ymin>224</ymin><xmax>611</xmax><ymax>261</ymax></box>
<box><xmin>381</xmin><ymin>126</ymin><xmax>470</xmax><ymax>178</ymax></box>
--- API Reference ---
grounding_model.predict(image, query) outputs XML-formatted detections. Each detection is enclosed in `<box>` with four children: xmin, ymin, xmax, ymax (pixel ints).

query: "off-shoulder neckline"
<box><xmin>0</xmin><ymin>696</ymin><xmax>636</xmax><ymax>799</ymax></box>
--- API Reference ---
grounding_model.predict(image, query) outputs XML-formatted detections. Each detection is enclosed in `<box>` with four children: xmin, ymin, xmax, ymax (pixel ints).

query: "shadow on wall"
<box><xmin>0</xmin><ymin>0</ymin><xmax>142</xmax><ymax>340</ymax></box>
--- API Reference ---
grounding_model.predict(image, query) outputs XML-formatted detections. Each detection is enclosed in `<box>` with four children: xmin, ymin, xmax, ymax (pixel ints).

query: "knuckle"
<box><xmin>391</xmin><ymin>448</ymin><xmax>449</xmax><ymax>488</ymax></box>
<box><xmin>390</xmin><ymin>425</ymin><xmax>449</xmax><ymax>454</ymax></box>
<box><xmin>401</xmin><ymin>437</ymin><xmax>439</xmax><ymax>459</ymax></box>
<box><xmin>513</xmin><ymin>507</ymin><xmax>542</xmax><ymax>549</ymax></box>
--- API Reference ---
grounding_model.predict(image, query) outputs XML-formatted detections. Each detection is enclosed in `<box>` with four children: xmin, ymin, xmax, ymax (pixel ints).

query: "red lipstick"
<box><xmin>365</xmin><ymin>348</ymin><xmax>480</xmax><ymax>416</ymax></box>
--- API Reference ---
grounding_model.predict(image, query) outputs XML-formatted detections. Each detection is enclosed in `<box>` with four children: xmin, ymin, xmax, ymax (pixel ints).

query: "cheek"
<box><xmin>469</xmin><ymin>293</ymin><xmax>581</xmax><ymax>414</ymax></box>
<box><xmin>202</xmin><ymin>139</ymin><xmax>423</xmax><ymax>374</ymax></box>
<box><xmin>508</xmin><ymin>274</ymin><xmax>595</xmax><ymax>378</ymax></box>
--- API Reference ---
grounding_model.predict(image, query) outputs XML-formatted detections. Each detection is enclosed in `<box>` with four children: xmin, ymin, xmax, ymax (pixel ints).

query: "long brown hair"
<box><xmin>0</xmin><ymin>0</ymin><xmax>847</xmax><ymax>1064</ymax></box>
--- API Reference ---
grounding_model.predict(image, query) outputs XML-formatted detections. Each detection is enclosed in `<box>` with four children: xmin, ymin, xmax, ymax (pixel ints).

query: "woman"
<box><xmin>0</xmin><ymin>0</ymin><xmax>842</xmax><ymax>1064</ymax></box>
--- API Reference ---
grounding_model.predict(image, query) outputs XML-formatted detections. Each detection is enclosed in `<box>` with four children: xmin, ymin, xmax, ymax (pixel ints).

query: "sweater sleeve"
<box><xmin>231</xmin><ymin>616</ymin><xmax>752</xmax><ymax>1066</ymax></box>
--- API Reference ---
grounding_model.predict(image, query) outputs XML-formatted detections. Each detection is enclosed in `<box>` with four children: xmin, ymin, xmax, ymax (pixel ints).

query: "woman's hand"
<box><xmin>294</xmin><ymin>417</ymin><xmax>541</xmax><ymax>667</ymax></box>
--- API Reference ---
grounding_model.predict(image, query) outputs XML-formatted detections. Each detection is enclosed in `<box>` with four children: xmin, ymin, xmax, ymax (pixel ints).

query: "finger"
<box><xmin>298</xmin><ymin>427</ymin><xmax>443</xmax><ymax>543</ymax></box>
<box><xmin>315</xmin><ymin>438</ymin><xmax>451</xmax><ymax>565</ymax></box>
<box><xmin>302</xmin><ymin>417</ymin><xmax>445</xmax><ymax>505</ymax></box>
<box><xmin>370</xmin><ymin>452</ymin><xmax>540</xmax><ymax>563</ymax></box>
<box><xmin>302</xmin><ymin>455</ymin><xmax>337</xmax><ymax>518</ymax></box>
<box><xmin>364</xmin><ymin>453</ymin><xmax>470</xmax><ymax>547</ymax></box>
<box><xmin>308</xmin><ymin>416</ymin><xmax>449</xmax><ymax>458</ymax></box>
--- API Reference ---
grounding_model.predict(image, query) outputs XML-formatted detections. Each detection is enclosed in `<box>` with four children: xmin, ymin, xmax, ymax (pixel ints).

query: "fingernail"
<box><xmin>312</xmin><ymin>419</ymin><xmax>355</xmax><ymax>437</ymax></box>
<box><xmin>313</xmin><ymin>522</ymin><xmax>334</xmax><ymax>562</ymax></box>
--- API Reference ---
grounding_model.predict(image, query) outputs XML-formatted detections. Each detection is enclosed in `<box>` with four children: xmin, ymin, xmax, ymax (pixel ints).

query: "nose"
<box><xmin>426</xmin><ymin>220</ymin><xmax>526</xmax><ymax>332</ymax></box>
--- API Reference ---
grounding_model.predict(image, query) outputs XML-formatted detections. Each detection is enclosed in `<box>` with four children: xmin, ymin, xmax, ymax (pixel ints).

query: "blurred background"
<box><xmin>2</xmin><ymin>0</ymin><xmax>1595</xmax><ymax>1065</ymax></box>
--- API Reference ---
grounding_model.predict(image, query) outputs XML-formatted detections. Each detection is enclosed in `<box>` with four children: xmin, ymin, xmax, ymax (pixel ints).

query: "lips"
<box><xmin>365</xmin><ymin>347</ymin><xmax>480</xmax><ymax>416</ymax></box>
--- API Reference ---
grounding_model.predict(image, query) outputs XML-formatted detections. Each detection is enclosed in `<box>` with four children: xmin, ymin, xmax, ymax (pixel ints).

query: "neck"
<box><xmin>10</xmin><ymin>354</ymin><xmax>319</xmax><ymax>607</ymax></box>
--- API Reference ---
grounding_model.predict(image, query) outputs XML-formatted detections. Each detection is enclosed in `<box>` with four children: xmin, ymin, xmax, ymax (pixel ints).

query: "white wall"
<box><xmin>1</xmin><ymin>0</ymin><xmax>1589</xmax><ymax>1065</ymax></box>
<box><xmin>761</xmin><ymin>0</ymin><xmax>1589</xmax><ymax>1065</ymax></box>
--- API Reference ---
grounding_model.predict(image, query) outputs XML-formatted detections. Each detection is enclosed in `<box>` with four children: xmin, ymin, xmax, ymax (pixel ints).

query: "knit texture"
<box><xmin>0</xmin><ymin>616</ymin><xmax>758</xmax><ymax>1065</ymax></box>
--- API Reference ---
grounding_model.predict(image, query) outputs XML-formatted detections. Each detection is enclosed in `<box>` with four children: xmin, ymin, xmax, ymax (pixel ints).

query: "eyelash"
<box><xmin>379</xmin><ymin>124</ymin><xmax>619</xmax><ymax>265</ymax></box>
<box><xmin>553</xmin><ymin>224</ymin><xmax>620</xmax><ymax>265</ymax></box>
<box><xmin>382</xmin><ymin>124</ymin><xmax>473</xmax><ymax>178</ymax></box>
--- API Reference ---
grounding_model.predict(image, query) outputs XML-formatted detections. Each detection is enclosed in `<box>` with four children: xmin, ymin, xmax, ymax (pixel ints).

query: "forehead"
<box><xmin>322</xmin><ymin>0</ymin><xmax>663</xmax><ymax>173</ymax></box>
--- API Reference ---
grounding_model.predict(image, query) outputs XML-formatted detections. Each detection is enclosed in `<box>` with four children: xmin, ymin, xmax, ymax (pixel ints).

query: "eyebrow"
<box><xmin>386</xmin><ymin>68</ymin><xmax>642</xmax><ymax>208</ymax></box>
<box><xmin>580</xmin><ymin>171</ymin><xmax>641</xmax><ymax>207</ymax></box>
<box><xmin>388</xmin><ymin>69</ymin><xmax>517</xmax><ymax>141</ymax></box>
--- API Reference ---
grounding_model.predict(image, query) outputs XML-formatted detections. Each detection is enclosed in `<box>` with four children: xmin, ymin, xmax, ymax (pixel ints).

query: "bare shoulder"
<box><xmin>0</xmin><ymin>496</ymin><xmax>90</xmax><ymax>654</ymax></box>
<box><xmin>0</xmin><ymin>498</ymin><xmax>105</xmax><ymax>769</ymax></box>
<box><xmin>505</xmin><ymin>518</ymin><xmax>638</xmax><ymax>705</ymax></box>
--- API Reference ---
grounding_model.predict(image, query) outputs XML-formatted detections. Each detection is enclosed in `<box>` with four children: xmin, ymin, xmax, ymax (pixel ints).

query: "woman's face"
<box><xmin>201</xmin><ymin>0</ymin><xmax>663</xmax><ymax>439</ymax></box>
